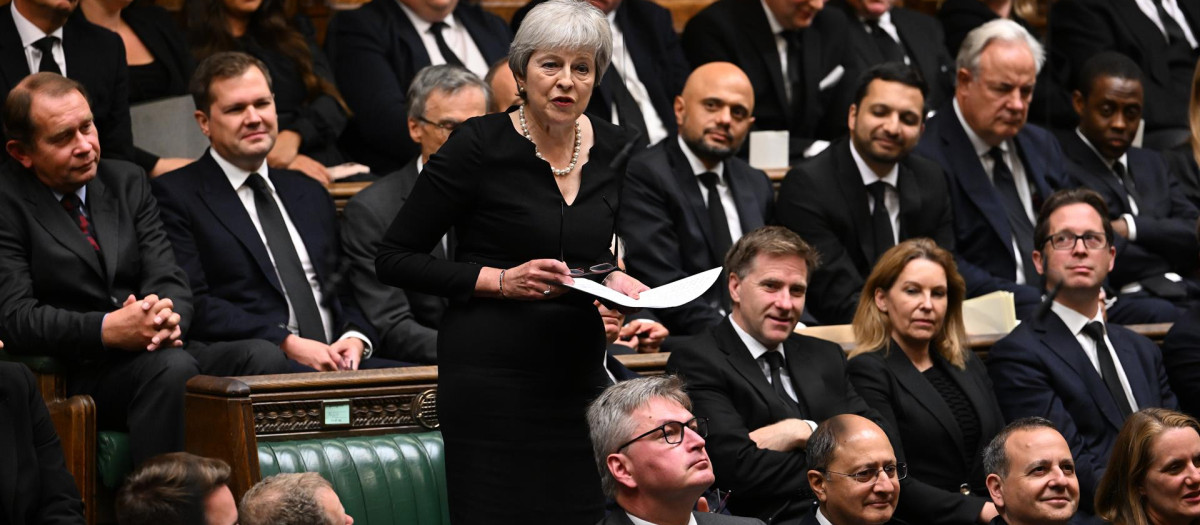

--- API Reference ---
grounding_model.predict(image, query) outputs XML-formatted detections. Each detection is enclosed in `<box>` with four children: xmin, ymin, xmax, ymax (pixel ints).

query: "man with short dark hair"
<box><xmin>116</xmin><ymin>452</ymin><xmax>236</xmax><ymax>525</ymax></box>
<box><xmin>621</xmin><ymin>62</ymin><xmax>774</xmax><ymax>336</ymax></box>
<box><xmin>982</xmin><ymin>418</ymin><xmax>1080</xmax><ymax>525</ymax></box>
<box><xmin>803</xmin><ymin>414</ymin><xmax>902</xmax><ymax>525</ymax></box>
<box><xmin>667</xmin><ymin>226</ymin><xmax>883</xmax><ymax>525</ymax></box>
<box><xmin>1058</xmin><ymin>52</ymin><xmax>1198</xmax><ymax>322</ymax></box>
<box><xmin>778</xmin><ymin>62</ymin><xmax>954</xmax><ymax>324</ymax></box>
<box><xmin>988</xmin><ymin>188</ymin><xmax>1178</xmax><ymax>517</ymax></box>
<box><xmin>587</xmin><ymin>375</ymin><xmax>765</xmax><ymax>525</ymax></box>
<box><xmin>239</xmin><ymin>473</ymin><xmax>353</xmax><ymax>525</ymax></box>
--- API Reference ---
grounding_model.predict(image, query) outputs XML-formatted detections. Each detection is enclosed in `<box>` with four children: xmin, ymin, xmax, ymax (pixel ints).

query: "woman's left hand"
<box><xmin>603</xmin><ymin>271</ymin><xmax>649</xmax><ymax>314</ymax></box>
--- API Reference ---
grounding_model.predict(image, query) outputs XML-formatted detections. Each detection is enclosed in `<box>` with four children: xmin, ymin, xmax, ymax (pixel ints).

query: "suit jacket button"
<box><xmin>959</xmin><ymin>484</ymin><xmax>971</xmax><ymax>495</ymax></box>
<box><xmin>111</xmin><ymin>296</ymin><xmax>119</xmax><ymax>306</ymax></box>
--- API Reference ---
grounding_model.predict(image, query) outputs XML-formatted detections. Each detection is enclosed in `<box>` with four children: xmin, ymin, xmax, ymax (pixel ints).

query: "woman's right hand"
<box><xmin>499</xmin><ymin>259</ymin><xmax>574</xmax><ymax>300</ymax></box>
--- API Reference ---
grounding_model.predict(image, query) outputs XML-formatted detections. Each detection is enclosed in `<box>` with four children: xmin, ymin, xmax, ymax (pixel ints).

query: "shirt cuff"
<box><xmin>338</xmin><ymin>330</ymin><xmax>373</xmax><ymax>359</ymax></box>
<box><xmin>804</xmin><ymin>419</ymin><xmax>819</xmax><ymax>432</ymax></box>
<box><xmin>1122</xmin><ymin>213</ymin><xmax>1138</xmax><ymax>241</ymax></box>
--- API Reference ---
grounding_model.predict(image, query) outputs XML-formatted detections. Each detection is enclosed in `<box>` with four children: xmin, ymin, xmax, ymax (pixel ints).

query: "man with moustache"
<box><xmin>987</xmin><ymin>189</ymin><xmax>1178</xmax><ymax>518</ymax></box>
<box><xmin>667</xmin><ymin>226</ymin><xmax>883</xmax><ymax>525</ymax></box>
<box><xmin>1058</xmin><ymin>52</ymin><xmax>1198</xmax><ymax>322</ymax></box>
<box><xmin>777</xmin><ymin>63</ymin><xmax>954</xmax><ymax>325</ymax></box>
<box><xmin>588</xmin><ymin>375</ymin><xmax>765</xmax><ymax>525</ymax></box>
<box><xmin>982</xmin><ymin>418</ymin><xmax>1081</xmax><ymax>525</ymax></box>
<box><xmin>803</xmin><ymin>415</ymin><xmax>903</xmax><ymax>525</ymax></box>
<box><xmin>620</xmin><ymin>62</ymin><xmax>774</xmax><ymax>336</ymax></box>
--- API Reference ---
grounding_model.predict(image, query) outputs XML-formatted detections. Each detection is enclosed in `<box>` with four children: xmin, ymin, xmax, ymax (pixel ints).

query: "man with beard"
<box><xmin>982</xmin><ymin>418</ymin><xmax>1081</xmax><ymax>525</ymax></box>
<box><xmin>620</xmin><ymin>62</ymin><xmax>775</xmax><ymax>336</ymax></box>
<box><xmin>777</xmin><ymin>63</ymin><xmax>955</xmax><ymax>324</ymax></box>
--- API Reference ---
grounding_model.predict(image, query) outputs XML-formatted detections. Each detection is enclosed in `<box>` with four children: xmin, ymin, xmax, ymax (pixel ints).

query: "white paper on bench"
<box><xmin>564</xmin><ymin>267</ymin><xmax>723</xmax><ymax>308</ymax></box>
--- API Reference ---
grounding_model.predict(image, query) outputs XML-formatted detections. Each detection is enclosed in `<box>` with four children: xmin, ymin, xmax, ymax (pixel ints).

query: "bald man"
<box><xmin>805</xmin><ymin>415</ymin><xmax>903</xmax><ymax>525</ymax></box>
<box><xmin>620</xmin><ymin>62</ymin><xmax>775</xmax><ymax>336</ymax></box>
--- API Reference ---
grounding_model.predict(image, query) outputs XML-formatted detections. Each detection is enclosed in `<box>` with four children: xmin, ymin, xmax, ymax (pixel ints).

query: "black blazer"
<box><xmin>341</xmin><ymin>158</ymin><xmax>448</xmax><ymax>363</ymax></box>
<box><xmin>511</xmin><ymin>0</ymin><xmax>688</xmax><ymax>137</ymax></box>
<box><xmin>1162</xmin><ymin>304</ymin><xmax>1200</xmax><ymax>418</ymax></box>
<box><xmin>0</xmin><ymin>159</ymin><xmax>193</xmax><ymax>358</ymax></box>
<box><xmin>829</xmin><ymin>1</ymin><xmax>955</xmax><ymax>111</ymax></box>
<box><xmin>0</xmin><ymin>362</ymin><xmax>85</xmax><ymax>525</ymax></box>
<box><xmin>620</xmin><ymin>138</ymin><xmax>774</xmax><ymax>335</ymax></box>
<box><xmin>666</xmin><ymin>318</ymin><xmax>884</xmax><ymax>524</ymax></box>
<box><xmin>988</xmin><ymin>310</ymin><xmax>1179</xmax><ymax>514</ymax></box>
<box><xmin>123</xmin><ymin>5</ymin><xmax>193</xmax><ymax>102</ymax></box>
<box><xmin>937</xmin><ymin>0</ymin><xmax>1035</xmax><ymax>57</ymax></box>
<box><xmin>848</xmin><ymin>348</ymin><xmax>1004</xmax><ymax>525</ymax></box>
<box><xmin>150</xmin><ymin>152</ymin><xmax>373</xmax><ymax>346</ymax></box>
<box><xmin>914</xmin><ymin>103</ymin><xmax>1067</xmax><ymax>315</ymax></box>
<box><xmin>0</xmin><ymin>10</ymin><xmax>134</xmax><ymax>163</ymax></box>
<box><xmin>1164</xmin><ymin>146</ymin><xmax>1200</xmax><ymax>209</ymax></box>
<box><xmin>325</xmin><ymin>0</ymin><xmax>510</xmax><ymax>173</ymax></box>
<box><xmin>776</xmin><ymin>139</ymin><xmax>955</xmax><ymax>324</ymax></box>
<box><xmin>1058</xmin><ymin>132</ymin><xmax>1200</xmax><ymax>285</ymax></box>
<box><xmin>681</xmin><ymin>0</ymin><xmax>859</xmax><ymax>159</ymax></box>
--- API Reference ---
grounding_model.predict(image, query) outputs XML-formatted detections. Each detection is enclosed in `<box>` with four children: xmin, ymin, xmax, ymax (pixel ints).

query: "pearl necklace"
<box><xmin>519</xmin><ymin>104</ymin><xmax>581</xmax><ymax>177</ymax></box>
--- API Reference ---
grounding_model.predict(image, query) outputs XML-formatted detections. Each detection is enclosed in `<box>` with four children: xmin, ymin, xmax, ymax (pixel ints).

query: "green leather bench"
<box><xmin>258</xmin><ymin>432</ymin><xmax>448</xmax><ymax>525</ymax></box>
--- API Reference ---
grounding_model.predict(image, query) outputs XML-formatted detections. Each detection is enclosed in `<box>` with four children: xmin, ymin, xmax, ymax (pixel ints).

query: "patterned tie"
<box><xmin>33</xmin><ymin>36</ymin><xmax>61</xmax><ymax>74</ymax></box>
<box><xmin>429</xmin><ymin>22</ymin><xmax>465</xmax><ymax>67</ymax></box>
<box><xmin>60</xmin><ymin>193</ymin><xmax>99</xmax><ymax>252</ymax></box>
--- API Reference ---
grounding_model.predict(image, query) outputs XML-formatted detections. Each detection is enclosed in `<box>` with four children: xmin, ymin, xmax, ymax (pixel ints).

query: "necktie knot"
<box><xmin>763</xmin><ymin>350</ymin><xmax>785</xmax><ymax>372</ymax></box>
<box><xmin>60</xmin><ymin>192</ymin><xmax>80</xmax><ymax>212</ymax></box>
<box><xmin>428</xmin><ymin>21</ymin><xmax>464</xmax><ymax>67</ymax></box>
<box><xmin>699</xmin><ymin>171</ymin><xmax>721</xmax><ymax>190</ymax></box>
<box><xmin>32</xmin><ymin>36</ymin><xmax>61</xmax><ymax>74</ymax></box>
<box><xmin>868</xmin><ymin>180</ymin><xmax>889</xmax><ymax>201</ymax></box>
<box><xmin>33</xmin><ymin>36</ymin><xmax>58</xmax><ymax>54</ymax></box>
<box><xmin>1082</xmin><ymin>320</ymin><xmax>1106</xmax><ymax>342</ymax></box>
<box><xmin>429</xmin><ymin>21</ymin><xmax>448</xmax><ymax>34</ymax></box>
<box><xmin>987</xmin><ymin>146</ymin><xmax>1007</xmax><ymax>165</ymax></box>
<box><xmin>245</xmin><ymin>173</ymin><xmax>269</xmax><ymax>194</ymax></box>
<box><xmin>1111</xmin><ymin>161</ymin><xmax>1126</xmax><ymax>177</ymax></box>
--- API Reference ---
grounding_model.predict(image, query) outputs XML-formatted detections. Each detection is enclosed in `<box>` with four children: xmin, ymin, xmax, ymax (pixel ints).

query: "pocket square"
<box><xmin>818</xmin><ymin>65</ymin><xmax>845</xmax><ymax>91</ymax></box>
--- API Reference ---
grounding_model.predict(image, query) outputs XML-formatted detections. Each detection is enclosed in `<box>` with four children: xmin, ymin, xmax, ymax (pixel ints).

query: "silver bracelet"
<box><xmin>499</xmin><ymin>269</ymin><xmax>507</xmax><ymax>298</ymax></box>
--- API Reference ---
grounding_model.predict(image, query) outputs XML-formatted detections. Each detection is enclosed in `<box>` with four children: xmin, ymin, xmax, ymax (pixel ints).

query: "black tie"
<box><xmin>429</xmin><ymin>22</ymin><xmax>464</xmax><ymax>68</ymax></box>
<box><xmin>245</xmin><ymin>173</ymin><xmax>328</xmax><ymax>343</ymax></box>
<box><xmin>32</xmin><ymin>36</ymin><xmax>61</xmax><ymax>74</ymax></box>
<box><xmin>699</xmin><ymin>172</ymin><xmax>734</xmax><ymax>261</ymax></box>
<box><xmin>1082</xmin><ymin>321</ymin><xmax>1134</xmax><ymax>418</ymax></box>
<box><xmin>1111</xmin><ymin>161</ymin><xmax>1141</xmax><ymax>213</ymax></box>
<box><xmin>763</xmin><ymin>351</ymin><xmax>802</xmax><ymax>417</ymax></box>
<box><xmin>782</xmin><ymin>30</ymin><xmax>805</xmax><ymax>126</ymax></box>
<box><xmin>1151</xmin><ymin>0</ymin><xmax>1189</xmax><ymax>45</ymax></box>
<box><xmin>868</xmin><ymin>181</ymin><xmax>895</xmax><ymax>261</ymax></box>
<box><xmin>865</xmin><ymin>20</ymin><xmax>905</xmax><ymax>63</ymax></box>
<box><xmin>988</xmin><ymin>147</ymin><xmax>1039</xmax><ymax>286</ymax></box>
<box><xmin>605</xmin><ymin>68</ymin><xmax>649</xmax><ymax>149</ymax></box>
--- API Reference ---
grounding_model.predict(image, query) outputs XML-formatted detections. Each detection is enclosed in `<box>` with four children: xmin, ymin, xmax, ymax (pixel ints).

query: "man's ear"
<box><xmin>5</xmin><ymin>140</ymin><xmax>33</xmax><ymax>169</ymax></box>
<box><xmin>985</xmin><ymin>473</ymin><xmax>1004</xmax><ymax>507</ymax></box>
<box><xmin>808</xmin><ymin>470</ymin><xmax>827</xmax><ymax>503</ymax></box>
<box><xmin>1032</xmin><ymin>248</ymin><xmax>1045</xmax><ymax>278</ymax></box>
<box><xmin>1072</xmin><ymin>90</ymin><xmax>1086</xmax><ymax>117</ymax></box>
<box><xmin>728</xmin><ymin>271</ymin><xmax>743</xmax><ymax>306</ymax></box>
<box><xmin>607</xmin><ymin>453</ymin><xmax>637</xmax><ymax>491</ymax></box>
<box><xmin>847</xmin><ymin>103</ymin><xmax>859</xmax><ymax>133</ymax></box>
<box><xmin>674</xmin><ymin>95</ymin><xmax>685</xmax><ymax>129</ymax></box>
<box><xmin>194</xmin><ymin>110</ymin><xmax>211</xmax><ymax>138</ymax></box>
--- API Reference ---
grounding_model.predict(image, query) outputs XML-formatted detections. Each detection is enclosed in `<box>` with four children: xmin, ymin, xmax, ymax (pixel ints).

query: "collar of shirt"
<box><xmin>395</xmin><ymin>1</ymin><xmax>458</xmax><ymax>35</ymax></box>
<box><xmin>759</xmin><ymin>0</ymin><xmax>786</xmax><ymax>35</ymax></box>
<box><xmin>851</xmin><ymin>139</ymin><xmax>900</xmax><ymax>188</ymax></box>
<box><xmin>11</xmin><ymin>2</ymin><xmax>63</xmax><ymax>51</ymax></box>
<box><xmin>211</xmin><ymin>149</ymin><xmax>270</xmax><ymax>193</ymax></box>
<box><xmin>952</xmin><ymin>98</ymin><xmax>1000</xmax><ymax>159</ymax></box>
<box><xmin>1050</xmin><ymin>300</ymin><xmax>1104</xmax><ymax>338</ymax></box>
<box><xmin>1133</xmin><ymin>0</ymin><xmax>1198</xmax><ymax>47</ymax></box>
<box><xmin>816</xmin><ymin>507</ymin><xmax>836</xmax><ymax>525</ymax></box>
<box><xmin>51</xmin><ymin>185</ymin><xmax>88</xmax><ymax>206</ymax></box>
<box><xmin>416</xmin><ymin>156</ymin><xmax>425</xmax><ymax>174</ymax></box>
<box><xmin>678</xmin><ymin>135</ymin><xmax>725</xmax><ymax>179</ymax></box>
<box><xmin>860</xmin><ymin>10</ymin><xmax>897</xmax><ymax>38</ymax></box>
<box><xmin>626</xmin><ymin>512</ymin><xmax>700</xmax><ymax>525</ymax></box>
<box><xmin>1074</xmin><ymin>127</ymin><xmax>1128</xmax><ymax>173</ymax></box>
<box><xmin>729</xmin><ymin>314</ymin><xmax>784</xmax><ymax>362</ymax></box>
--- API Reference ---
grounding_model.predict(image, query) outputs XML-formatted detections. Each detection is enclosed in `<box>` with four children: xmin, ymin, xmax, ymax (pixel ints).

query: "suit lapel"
<box><xmin>272</xmin><ymin>173</ymin><xmax>329</xmax><ymax>289</ymax></box>
<box><xmin>716</xmin><ymin>320</ymin><xmax>791</xmax><ymax>417</ymax></box>
<box><xmin>801</xmin><ymin>27</ymin><xmax>823</xmax><ymax>132</ymax></box>
<box><xmin>740</xmin><ymin>1</ymin><xmax>790</xmax><ymax>117</ymax></box>
<box><xmin>1062</xmin><ymin>133</ymin><xmax>1128</xmax><ymax>215</ymax></box>
<box><xmin>387</xmin><ymin>0</ymin><xmax>432</xmax><ymax>68</ymax></box>
<box><xmin>87</xmin><ymin>174</ymin><xmax>120</xmax><ymax>286</ymax></box>
<box><xmin>727</xmin><ymin>163</ymin><xmax>766</xmax><ymax>234</ymax></box>
<box><xmin>1014</xmin><ymin>130</ymin><xmax>1053</xmax><ymax>200</ymax></box>
<box><xmin>886</xmin><ymin>348</ymin><xmax>967</xmax><ymax>455</ymax></box>
<box><xmin>456</xmin><ymin>5</ymin><xmax>506</xmax><ymax>63</ymax></box>
<box><xmin>896</xmin><ymin>160</ymin><xmax>922</xmax><ymax>240</ymax></box>
<box><xmin>938</xmin><ymin>110</ymin><xmax>1014</xmax><ymax>256</ymax></box>
<box><xmin>196</xmin><ymin>155</ymin><xmax>285</xmax><ymax>295</ymax></box>
<box><xmin>1037</xmin><ymin>314</ymin><xmax>1127</xmax><ymax>431</ymax></box>
<box><xmin>784</xmin><ymin>337</ymin><xmax>819</xmax><ymax>416</ymax></box>
<box><xmin>1115</xmin><ymin>0</ymin><xmax>1172</xmax><ymax>84</ymax></box>
<box><xmin>22</xmin><ymin>173</ymin><xmax>105</xmax><ymax>279</ymax></box>
<box><xmin>0</xmin><ymin>9</ymin><xmax>31</xmax><ymax>89</ymax></box>
<box><xmin>666</xmin><ymin>140</ymin><xmax>722</xmax><ymax>263</ymax></box>
<box><xmin>833</xmin><ymin>141</ymin><xmax>876</xmax><ymax>262</ymax></box>
<box><xmin>1108</xmin><ymin>329</ymin><xmax>1157</xmax><ymax>411</ymax></box>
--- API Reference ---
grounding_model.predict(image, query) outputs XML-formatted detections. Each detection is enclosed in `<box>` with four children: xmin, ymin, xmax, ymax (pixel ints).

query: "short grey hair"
<box><xmin>406</xmin><ymin>64</ymin><xmax>493</xmax><ymax>120</ymax></box>
<box><xmin>956</xmin><ymin>19</ymin><xmax>1045</xmax><ymax>76</ymax></box>
<box><xmin>982</xmin><ymin>417</ymin><xmax>1058</xmax><ymax>478</ymax></box>
<box><xmin>508</xmin><ymin>0</ymin><xmax>612</xmax><ymax>85</ymax></box>
<box><xmin>586</xmin><ymin>375</ymin><xmax>692</xmax><ymax>499</ymax></box>
<box><xmin>239</xmin><ymin>473</ymin><xmax>337</xmax><ymax>525</ymax></box>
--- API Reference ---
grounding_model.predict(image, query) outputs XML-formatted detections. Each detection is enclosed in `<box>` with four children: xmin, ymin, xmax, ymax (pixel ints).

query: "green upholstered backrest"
<box><xmin>98</xmin><ymin>431</ymin><xmax>132</xmax><ymax>489</ymax></box>
<box><xmin>0</xmin><ymin>350</ymin><xmax>68</xmax><ymax>374</ymax></box>
<box><xmin>258</xmin><ymin>432</ymin><xmax>449</xmax><ymax>525</ymax></box>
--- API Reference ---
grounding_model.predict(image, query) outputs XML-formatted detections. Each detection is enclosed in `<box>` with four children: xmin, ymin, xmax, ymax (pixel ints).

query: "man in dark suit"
<box><xmin>778</xmin><ymin>63</ymin><xmax>954</xmax><ymax>324</ymax></box>
<box><xmin>982</xmin><ymin>418</ymin><xmax>1081</xmax><ymax>525</ymax></box>
<box><xmin>1058</xmin><ymin>52</ymin><xmax>1198</xmax><ymax>323</ymax></box>
<box><xmin>1047</xmin><ymin>0</ymin><xmax>1200</xmax><ymax>149</ymax></box>
<box><xmin>915</xmin><ymin>19</ymin><xmax>1065</xmax><ymax>320</ymax></box>
<box><xmin>1</xmin><ymin>0</ymin><xmax>132</xmax><ymax>163</ymax></box>
<box><xmin>153</xmin><ymin>53</ymin><xmax>382</xmax><ymax>372</ymax></box>
<box><xmin>828</xmin><ymin>0</ymin><xmax>955</xmax><ymax>112</ymax></box>
<box><xmin>0</xmin><ymin>360</ymin><xmax>85</xmax><ymax>525</ymax></box>
<box><xmin>801</xmin><ymin>415</ymin><xmax>901</xmax><ymax>525</ymax></box>
<box><xmin>682</xmin><ymin>0</ymin><xmax>860</xmax><ymax>162</ymax></box>
<box><xmin>988</xmin><ymin>189</ymin><xmax>1178</xmax><ymax>517</ymax></box>
<box><xmin>511</xmin><ymin>0</ymin><xmax>689</xmax><ymax>148</ymax></box>
<box><xmin>588</xmin><ymin>375</ymin><xmax>766</xmax><ymax>525</ymax></box>
<box><xmin>0</xmin><ymin>73</ymin><xmax>287</xmax><ymax>465</ymax></box>
<box><xmin>667</xmin><ymin>226</ymin><xmax>884</xmax><ymax>525</ymax></box>
<box><xmin>621</xmin><ymin>62</ymin><xmax>774</xmax><ymax>336</ymax></box>
<box><xmin>325</xmin><ymin>0</ymin><xmax>510</xmax><ymax>173</ymax></box>
<box><xmin>341</xmin><ymin>65</ymin><xmax>489</xmax><ymax>364</ymax></box>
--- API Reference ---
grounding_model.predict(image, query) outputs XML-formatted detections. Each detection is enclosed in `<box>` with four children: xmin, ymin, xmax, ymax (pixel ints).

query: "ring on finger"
<box><xmin>543</xmin><ymin>289</ymin><xmax>551</xmax><ymax>295</ymax></box>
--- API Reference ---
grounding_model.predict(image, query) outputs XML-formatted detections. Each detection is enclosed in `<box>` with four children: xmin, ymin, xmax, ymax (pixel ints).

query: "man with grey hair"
<box><xmin>914</xmin><ymin>19</ymin><xmax>1071</xmax><ymax>322</ymax></box>
<box><xmin>341</xmin><ymin>64</ymin><xmax>490</xmax><ymax>363</ymax></box>
<box><xmin>982</xmin><ymin>418</ymin><xmax>1080</xmax><ymax>525</ymax></box>
<box><xmin>587</xmin><ymin>375</ymin><xmax>764</xmax><ymax>525</ymax></box>
<box><xmin>239</xmin><ymin>473</ymin><xmax>354</xmax><ymax>525</ymax></box>
<box><xmin>803</xmin><ymin>414</ymin><xmax>902</xmax><ymax>525</ymax></box>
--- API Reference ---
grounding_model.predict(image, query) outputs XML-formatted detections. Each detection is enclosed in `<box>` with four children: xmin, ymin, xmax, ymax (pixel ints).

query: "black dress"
<box><xmin>123</xmin><ymin>5</ymin><xmax>194</xmax><ymax>173</ymax></box>
<box><xmin>375</xmin><ymin>111</ymin><xmax>628</xmax><ymax>524</ymax></box>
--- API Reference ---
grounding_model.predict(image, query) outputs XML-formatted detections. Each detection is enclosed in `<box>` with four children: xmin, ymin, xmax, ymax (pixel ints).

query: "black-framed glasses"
<box><xmin>706</xmin><ymin>488</ymin><xmax>733</xmax><ymax>514</ymax></box>
<box><xmin>559</xmin><ymin>195</ymin><xmax>620</xmax><ymax>278</ymax></box>
<box><xmin>821</xmin><ymin>463</ymin><xmax>907</xmax><ymax>483</ymax></box>
<box><xmin>416</xmin><ymin>115</ymin><xmax>464</xmax><ymax>133</ymax></box>
<box><xmin>1046</xmin><ymin>231</ymin><xmax>1108</xmax><ymax>251</ymax></box>
<box><xmin>616</xmin><ymin>417</ymin><xmax>709</xmax><ymax>451</ymax></box>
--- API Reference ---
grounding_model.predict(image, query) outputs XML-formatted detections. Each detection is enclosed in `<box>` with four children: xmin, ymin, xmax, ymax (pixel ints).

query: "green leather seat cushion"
<box><xmin>98</xmin><ymin>431</ymin><xmax>132</xmax><ymax>489</ymax></box>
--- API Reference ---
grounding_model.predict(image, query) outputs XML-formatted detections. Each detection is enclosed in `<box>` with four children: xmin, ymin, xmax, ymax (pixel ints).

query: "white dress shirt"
<box><xmin>396</xmin><ymin>1</ymin><xmax>489</xmax><ymax>78</ymax></box>
<box><xmin>851</xmin><ymin>139</ymin><xmax>901</xmax><ymax>244</ymax></box>
<box><xmin>607</xmin><ymin>10</ymin><xmax>669</xmax><ymax>146</ymax></box>
<box><xmin>1133</xmin><ymin>0</ymin><xmax>1198</xmax><ymax>47</ymax></box>
<box><xmin>11</xmin><ymin>2</ymin><xmax>66</xmax><ymax>76</ymax></box>
<box><xmin>679</xmin><ymin>136</ymin><xmax>744</xmax><ymax>242</ymax></box>
<box><xmin>210</xmin><ymin>150</ymin><xmax>372</xmax><ymax>352</ymax></box>
<box><xmin>760</xmin><ymin>0</ymin><xmax>793</xmax><ymax>102</ymax></box>
<box><xmin>730</xmin><ymin>316</ymin><xmax>819</xmax><ymax>431</ymax></box>
<box><xmin>1050</xmin><ymin>301</ymin><xmax>1139</xmax><ymax>412</ymax></box>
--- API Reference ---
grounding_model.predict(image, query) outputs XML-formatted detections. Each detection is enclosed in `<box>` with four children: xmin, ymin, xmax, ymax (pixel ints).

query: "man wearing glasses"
<box><xmin>804</xmin><ymin>415</ymin><xmax>903</xmax><ymax>525</ymax></box>
<box><xmin>987</xmin><ymin>188</ymin><xmax>1178</xmax><ymax>520</ymax></box>
<box><xmin>587</xmin><ymin>375</ymin><xmax>765</xmax><ymax>525</ymax></box>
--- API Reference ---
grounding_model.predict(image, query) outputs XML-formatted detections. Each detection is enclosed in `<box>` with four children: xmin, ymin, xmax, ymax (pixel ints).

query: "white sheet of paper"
<box><xmin>564</xmin><ymin>267</ymin><xmax>723</xmax><ymax>308</ymax></box>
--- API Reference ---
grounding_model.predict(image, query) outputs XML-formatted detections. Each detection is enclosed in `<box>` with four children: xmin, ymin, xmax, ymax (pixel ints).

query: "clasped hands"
<box><xmin>101</xmin><ymin>294</ymin><xmax>183</xmax><ymax>351</ymax></box>
<box><xmin>281</xmin><ymin>334</ymin><xmax>365</xmax><ymax>372</ymax></box>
